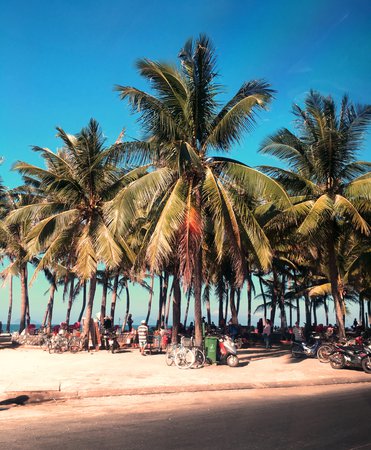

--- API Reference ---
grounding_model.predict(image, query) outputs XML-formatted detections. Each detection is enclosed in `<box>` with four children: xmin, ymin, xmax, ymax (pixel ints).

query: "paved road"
<box><xmin>1</xmin><ymin>384</ymin><xmax>370</xmax><ymax>450</ymax></box>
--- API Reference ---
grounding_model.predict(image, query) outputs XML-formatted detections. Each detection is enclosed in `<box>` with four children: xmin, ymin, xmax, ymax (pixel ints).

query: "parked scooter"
<box><xmin>218</xmin><ymin>335</ymin><xmax>239</xmax><ymax>367</ymax></box>
<box><xmin>291</xmin><ymin>335</ymin><xmax>327</xmax><ymax>359</ymax></box>
<box><xmin>330</xmin><ymin>340</ymin><xmax>371</xmax><ymax>373</ymax></box>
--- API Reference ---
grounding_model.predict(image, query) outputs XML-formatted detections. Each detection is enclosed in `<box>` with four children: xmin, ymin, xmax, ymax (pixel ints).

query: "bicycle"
<box><xmin>165</xmin><ymin>342</ymin><xmax>195</xmax><ymax>369</ymax></box>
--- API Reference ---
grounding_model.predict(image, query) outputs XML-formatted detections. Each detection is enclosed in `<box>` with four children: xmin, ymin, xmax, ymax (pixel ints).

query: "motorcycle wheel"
<box><xmin>227</xmin><ymin>354</ymin><xmax>239</xmax><ymax>367</ymax></box>
<box><xmin>317</xmin><ymin>344</ymin><xmax>333</xmax><ymax>363</ymax></box>
<box><xmin>361</xmin><ymin>356</ymin><xmax>371</xmax><ymax>374</ymax></box>
<box><xmin>330</xmin><ymin>351</ymin><xmax>345</xmax><ymax>369</ymax></box>
<box><xmin>291</xmin><ymin>344</ymin><xmax>303</xmax><ymax>358</ymax></box>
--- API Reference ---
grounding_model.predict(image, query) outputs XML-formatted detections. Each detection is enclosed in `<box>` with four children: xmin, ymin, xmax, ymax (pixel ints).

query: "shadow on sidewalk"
<box><xmin>0</xmin><ymin>395</ymin><xmax>30</xmax><ymax>411</ymax></box>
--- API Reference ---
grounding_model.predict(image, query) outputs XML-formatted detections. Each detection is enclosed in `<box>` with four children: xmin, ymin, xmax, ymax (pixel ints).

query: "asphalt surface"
<box><xmin>0</xmin><ymin>343</ymin><xmax>370</xmax><ymax>405</ymax></box>
<box><xmin>1</xmin><ymin>385</ymin><xmax>371</xmax><ymax>450</ymax></box>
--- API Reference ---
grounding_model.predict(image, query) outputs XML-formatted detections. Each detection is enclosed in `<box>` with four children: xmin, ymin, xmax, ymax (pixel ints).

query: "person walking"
<box><xmin>138</xmin><ymin>320</ymin><xmax>149</xmax><ymax>355</ymax></box>
<box><xmin>263</xmin><ymin>319</ymin><xmax>272</xmax><ymax>349</ymax></box>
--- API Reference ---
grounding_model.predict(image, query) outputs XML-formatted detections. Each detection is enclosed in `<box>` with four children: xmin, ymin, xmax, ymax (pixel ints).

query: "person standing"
<box><xmin>127</xmin><ymin>314</ymin><xmax>133</xmax><ymax>332</ymax></box>
<box><xmin>138</xmin><ymin>320</ymin><xmax>148</xmax><ymax>355</ymax></box>
<box><xmin>263</xmin><ymin>319</ymin><xmax>272</xmax><ymax>349</ymax></box>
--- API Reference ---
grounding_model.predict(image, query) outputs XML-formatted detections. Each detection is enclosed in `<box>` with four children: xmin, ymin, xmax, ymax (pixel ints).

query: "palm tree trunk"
<box><xmin>156</xmin><ymin>274</ymin><xmax>163</xmax><ymax>329</ymax></box>
<box><xmin>6</xmin><ymin>275</ymin><xmax>13</xmax><ymax>333</ymax></box>
<box><xmin>205</xmin><ymin>287</ymin><xmax>211</xmax><ymax>326</ymax></box>
<box><xmin>41</xmin><ymin>305</ymin><xmax>48</xmax><ymax>329</ymax></box>
<box><xmin>293</xmin><ymin>269</ymin><xmax>300</xmax><ymax>325</ymax></box>
<box><xmin>270</xmin><ymin>270</ymin><xmax>278</xmax><ymax>327</ymax></box>
<box><xmin>258</xmin><ymin>275</ymin><xmax>267</xmax><ymax>321</ymax></box>
<box><xmin>230</xmin><ymin>286</ymin><xmax>238</xmax><ymax>325</ymax></box>
<box><xmin>162</xmin><ymin>272</ymin><xmax>169</xmax><ymax>328</ymax></box>
<box><xmin>121</xmin><ymin>279</ymin><xmax>130</xmax><ymax>332</ymax></box>
<box><xmin>172</xmin><ymin>274</ymin><xmax>181</xmax><ymax>344</ymax></box>
<box><xmin>193</xmin><ymin>250</ymin><xmax>203</xmax><ymax>347</ymax></box>
<box><xmin>247</xmin><ymin>272</ymin><xmax>252</xmax><ymax>328</ymax></box>
<box><xmin>324</xmin><ymin>294</ymin><xmax>329</xmax><ymax>326</ymax></box>
<box><xmin>82</xmin><ymin>274</ymin><xmax>97</xmax><ymax>340</ymax></box>
<box><xmin>218</xmin><ymin>280</ymin><xmax>224</xmax><ymax>327</ymax></box>
<box><xmin>183</xmin><ymin>289</ymin><xmax>191</xmax><ymax>329</ymax></box>
<box><xmin>110</xmin><ymin>274</ymin><xmax>119</xmax><ymax>325</ymax></box>
<box><xmin>313</xmin><ymin>300</ymin><xmax>317</xmax><ymax>326</ymax></box>
<box><xmin>359</xmin><ymin>293</ymin><xmax>364</xmax><ymax>325</ymax></box>
<box><xmin>281</xmin><ymin>274</ymin><xmax>288</xmax><ymax>330</ymax></box>
<box><xmin>100</xmin><ymin>269</ymin><xmax>109</xmax><ymax>323</ymax></box>
<box><xmin>367</xmin><ymin>300</ymin><xmax>371</xmax><ymax>328</ymax></box>
<box><xmin>224</xmin><ymin>286</ymin><xmax>229</xmax><ymax>322</ymax></box>
<box><xmin>145</xmin><ymin>274</ymin><xmax>155</xmax><ymax>324</ymax></box>
<box><xmin>19</xmin><ymin>264</ymin><xmax>28</xmax><ymax>333</ymax></box>
<box><xmin>327</xmin><ymin>236</ymin><xmax>346</xmax><ymax>338</ymax></box>
<box><xmin>78</xmin><ymin>281</ymin><xmax>87</xmax><ymax>323</ymax></box>
<box><xmin>236</xmin><ymin>287</ymin><xmax>241</xmax><ymax>317</ymax></box>
<box><xmin>46</xmin><ymin>283</ymin><xmax>56</xmax><ymax>333</ymax></box>
<box><xmin>165</xmin><ymin>279</ymin><xmax>174</xmax><ymax>328</ymax></box>
<box><xmin>65</xmin><ymin>276</ymin><xmax>75</xmax><ymax>326</ymax></box>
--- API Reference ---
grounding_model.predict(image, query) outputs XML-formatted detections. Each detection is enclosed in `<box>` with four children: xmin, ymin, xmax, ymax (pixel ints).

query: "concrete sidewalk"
<box><xmin>0</xmin><ymin>345</ymin><xmax>370</xmax><ymax>404</ymax></box>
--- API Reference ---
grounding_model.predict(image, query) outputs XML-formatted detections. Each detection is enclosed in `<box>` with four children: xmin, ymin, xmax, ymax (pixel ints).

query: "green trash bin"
<box><xmin>204</xmin><ymin>336</ymin><xmax>218</xmax><ymax>363</ymax></box>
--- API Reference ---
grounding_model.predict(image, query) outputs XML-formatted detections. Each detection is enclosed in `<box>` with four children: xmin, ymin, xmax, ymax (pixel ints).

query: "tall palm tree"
<box><xmin>0</xmin><ymin>187</ymin><xmax>36</xmax><ymax>332</ymax></box>
<box><xmin>260</xmin><ymin>91</ymin><xmax>371</xmax><ymax>337</ymax></box>
<box><xmin>112</xmin><ymin>35</ymin><xmax>289</xmax><ymax>345</ymax></box>
<box><xmin>9</xmin><ymin>119</ymin><xmax>136</xmax><ymax>339</ymax></box>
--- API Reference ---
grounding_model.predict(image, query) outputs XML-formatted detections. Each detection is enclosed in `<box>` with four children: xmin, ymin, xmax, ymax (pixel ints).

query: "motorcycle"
<box><xmin>218</xmin><ymin>335</ymin><xmax>239</xmax><ymax>367</ymax></box>
<box><xmin>291</xmin><ymin>335</ymin><xmax>329</xmax><ymax>359</ymax></box>
<box><xmin>101</xmin><ymin>330</ymin><xmax>119</xmax><ymax>353</ymax></box>
<box><xmin>330</xmin><ymin>340</ymin><xmax>371</xmax><ymax>374</ymax></box>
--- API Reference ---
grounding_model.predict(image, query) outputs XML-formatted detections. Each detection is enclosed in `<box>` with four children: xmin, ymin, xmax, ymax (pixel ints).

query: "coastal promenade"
<box><xmin>1</xmin><ymin>344</ymin><xmax>370</xmax><ymax>405</ymax></box>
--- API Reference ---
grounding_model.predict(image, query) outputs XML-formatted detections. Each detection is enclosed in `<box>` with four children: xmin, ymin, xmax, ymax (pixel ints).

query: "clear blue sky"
<box><xmin>1</xmin><ymin>0</ymin><xmax>370</xmax><ymax>326</ymax></box>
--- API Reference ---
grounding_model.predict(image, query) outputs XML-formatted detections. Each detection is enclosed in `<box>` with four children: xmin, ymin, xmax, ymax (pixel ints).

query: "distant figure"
<box><xmin>138</xmin><ymin>320</ymin><xmax>148</xmax><ymax>355</ymax></box>
<box><xmin>293</xmin><ymin>322</ymin><xmax>304</xmax><ymax>342</ymax></box>
<box><xmin>0</xmin><ymin>321</ymin><xmax>2</xmax><ymax>334</ymax></box>
<box><xmin>352</xmin><ymin>318</ymin><xmax>358</xmax><ymax>330</ymax></box>
<box><xmin>188</xmin><ymin>322</ymin><xmax>194</xmax><ymax>335</ymax></box>
<box><xmin>257</xmin><ymin>318</ymin><xmax>263</xmax><ymax>334</ymax></box>
<box><xmin>127</xmin><ymin>314</ymin><xmax>133</xmax><ymax>331</ymax></box>
<box><xmin>228</xmin><ymin>320</ymin><xmax>239</xmax><ymax>341</ymax></box>
<box><xmin>263</xmin><ymin>319</ymin><xmax>272</xmax><ymax>349</ymax></box>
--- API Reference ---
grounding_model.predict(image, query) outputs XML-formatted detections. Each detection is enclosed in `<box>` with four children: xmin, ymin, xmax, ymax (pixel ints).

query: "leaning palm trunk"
<box><xmin>6</xmin><ymin>275</ymin><xmax>13</xmax><ymax>333</ymax></box>
<box><xmin>258</xmin><ymin>276</ymin><xmax>267</xmax><ymax>321</ymax></box>
<box><xmin>78</xmin><ymin>281</ymin><xmax>87</xmax><ymax>323</ymax></box>
<box><xmin>327</xmin><ymin>238</ymin><xmax>346</xmax><ymax>338</ymax></box>
<box><xmin>65</xmin><ymin>277</ymin><xmax>75</xmax><ymax>326</ymax></box>
<box><xmin>145</xmin><ymin>274</ymin><xmax>155</xmax><ymax>324</ymax></box>
<box><xmin>19</xmin><ymin>263</ymin><xmax>28</xmax><ymax>333</ymax></box>
<box><xmin>46</xmin><ymin>283</ymin><xmax>56</xmax><ymax>333</ymax></box>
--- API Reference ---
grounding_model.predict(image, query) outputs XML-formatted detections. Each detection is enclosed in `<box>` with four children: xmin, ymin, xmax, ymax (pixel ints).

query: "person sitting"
<box><xmin>292</xmin><ymin>322</ymin><xmax>304</xmax><ymax>342</ymax></box>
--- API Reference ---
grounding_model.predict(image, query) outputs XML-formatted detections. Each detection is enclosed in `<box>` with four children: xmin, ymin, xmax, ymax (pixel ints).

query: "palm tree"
<box><xmin>260</xmin><ymin>91</ymin><xmax>371</xmax><ymax>338</ymax></box>
<box><xmin>112</xmin><ymin>35</ymin><xmax>289</xmax><ymax>345</ymax></box>
<box><xmin>0</xmin><ymin>187</ymin><xmax>36</xmax><ymax>332</ymax></box>
<box><xmin>9</xmin><ymin>119</ymin><xmax>136</xmax><ymax>339</ymax></box>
